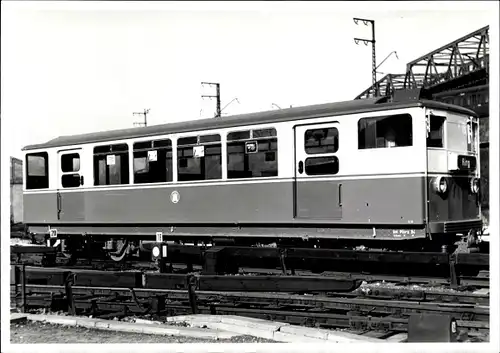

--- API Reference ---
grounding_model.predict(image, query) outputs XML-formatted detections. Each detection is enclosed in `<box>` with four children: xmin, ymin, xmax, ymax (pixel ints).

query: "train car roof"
<box><xmin>22</xmin><ymin>98</ymin><xmax>478</xmax><ymax>151</ymax></box>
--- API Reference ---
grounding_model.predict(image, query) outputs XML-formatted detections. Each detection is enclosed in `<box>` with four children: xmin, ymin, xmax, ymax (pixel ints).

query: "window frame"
<box><xmin>61</xmin><ymin>174</ymin><xmax>82</xmax><ymax>188</ymax></box>
<box><xmin>427</xmin><ymin>115</ymin><xmax>447</xmax><ymax>149</ymax></box>
<box><xmin>132</xmin><ymin>138</ymin><xmax>173</xmax><ymax>184</ymax></box>
<box><xmin>467</xmin><ymin>118</ymin><xmax>479</xmax><ymax>154</ymax></box>
<box><xmin>357</xmin><ymin>113</ymin><xmax>413</xmax><ymax>150</ymax></box>
<box><xmin>60</xmin><ymin>153</ymin><xmax>81</xmax><ymax>173</ymax></box>
<box><xmin>226</xmin><ymin>127</ymin><xmax>278</xmax><ymax>179</ymax></box>
<box><xmin>25</xmin><ymin>152</ymin><xmax>49</xmax><ymax>190</ymax></box>
<box><xmin>304</xmin><ymin>127</ymin><xmax>339</xmax><ymax>155</ymax></box>
<box><xmin>93</xmin><ymin>143</ymin><xmax>130</xmax><ymax>186</ymax></box>
<box><xmin>177</xmin><ymin>134</ymin><xmax>222</xmax><ymax>182</ymax></box>
<box><xmin>304</xmin><ymin>156</ymin><xmax>340</xmax><ymax>176</ymax></box>
<box><xmin>59</xmin><ymin>151</ymin><xmax>83</xmax><ymax>189</ymax></box>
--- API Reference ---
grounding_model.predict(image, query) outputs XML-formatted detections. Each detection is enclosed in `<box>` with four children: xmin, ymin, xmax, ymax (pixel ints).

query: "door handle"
<box><xmin>57</xmin><ymin>192</ymin><xmax>62</xmax><ymax>220</ymax></box>
<box><xmin>338</xmin><ymin>183</ymin><xmax>342</xmax><ymax>207</ymax></box>
<box><xmin>80</xmin><ymin>175</ymin><xmax>84</xmax><ymax>186</ymax></box>
<box><xmin>298</xmin><ymin>161</ymin><xmax>304</xmax><ymax>174</ymax></box>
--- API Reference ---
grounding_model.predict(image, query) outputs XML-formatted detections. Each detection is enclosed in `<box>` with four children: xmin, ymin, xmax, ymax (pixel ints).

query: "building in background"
<box><xmin>11</xmin><ymin>156</ymin><xmax>23</xmax><ymax>224</ymax></box>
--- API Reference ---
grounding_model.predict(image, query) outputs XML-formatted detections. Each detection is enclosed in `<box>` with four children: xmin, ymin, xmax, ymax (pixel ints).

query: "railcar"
<box><xmin>22</xmin><ymin>96</ymin><xmax>483</xmax><ymax>259</ymax></box>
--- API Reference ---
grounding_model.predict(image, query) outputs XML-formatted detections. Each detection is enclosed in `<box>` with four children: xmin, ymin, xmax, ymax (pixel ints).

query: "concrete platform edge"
<box><xmin>11</xmin><ymin>313</ymin><xmax>241</xmax><ymax>340</ymax></box>
<box><xmin>11</xmin><ymin>313</ymin><xmax>384</xmax><ymax>343</ymax></box>
<box><xmin>165</xmin><ymin>314</ymin><xmax>383</xmax><ymax>343</ymax></box>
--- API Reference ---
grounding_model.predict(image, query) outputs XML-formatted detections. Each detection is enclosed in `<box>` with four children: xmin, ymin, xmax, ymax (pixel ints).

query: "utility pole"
<box><xmin>354</xmin><ymin>17</ymin><xmax>377</xmax><ymax>97</ymax></box>
<box><xmin>133</xmin><ymin>108</ymin><xmax>150</xmax><ymax>127</ymax></box>
<box><xmin>201</xmin><ymin>82</ymin><xmax>221</xmax><ymax>118</ymax></box>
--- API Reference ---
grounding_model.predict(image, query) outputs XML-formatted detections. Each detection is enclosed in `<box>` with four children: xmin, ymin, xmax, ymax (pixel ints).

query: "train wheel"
<box><xmin>41</xmin><ymin>254</ymin><xmax>56</xmax><ymax>267</ymax></box>
<box><xmin>60</xmin><ymin>239</ymin><xmax>79</xmax><ymax>265</ymax></box>
<box><xmin>61</xmin><ymin>246</ymin><xmax>76</xmax><ymax>259</ymax></box>
<box><xmin>466</xmin><ymin>229</ymin><xmax>479</xmax><ymax>248</ymax></box>
<box><xmin>109</xmin><ymin>239</ymin><xmax>130</xmax><ymax>262</ymax></box>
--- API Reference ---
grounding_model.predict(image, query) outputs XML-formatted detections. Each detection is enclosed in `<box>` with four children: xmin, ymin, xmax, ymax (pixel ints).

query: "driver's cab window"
<box><xmin>358</xmin><ymin>114</ymin><xmax>413</xmax><ymax>149</ymax></box>
<box><xmin>427</xmin><ymin>115</ymin><xmax>446</xmax><ymax>148</ymax></box>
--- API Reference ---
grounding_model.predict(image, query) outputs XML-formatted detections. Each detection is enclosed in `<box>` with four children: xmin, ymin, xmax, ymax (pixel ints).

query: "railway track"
<box><xmin>10</xmin><ymin>243</ymin><xmax>490</xmax><ymax>289</ymax></box>
<box><xmin>10</xmin><ymin>265</ymin><xmax>489</xmax><ymax>341</ymax></box>
<box><xmin>11</xmin><ymin>284</ymin><xmax>489</xmax><ymax>340</ymax></box>
<box><xmin>10</xmin><ymin>240</ymin><xmax>490</xmax><ymax>342</ymax></box>
<box><xmin>10</xmin><ymin>261</ymin><xmax>490</xmax><ymax>290</ymax></box>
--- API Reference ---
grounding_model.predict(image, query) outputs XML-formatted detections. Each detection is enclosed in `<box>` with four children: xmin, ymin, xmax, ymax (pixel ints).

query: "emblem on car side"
<box><xmin>170</xmin><ymin>190</ymin><xmax>180</xmax><ymax>204</ymax></box>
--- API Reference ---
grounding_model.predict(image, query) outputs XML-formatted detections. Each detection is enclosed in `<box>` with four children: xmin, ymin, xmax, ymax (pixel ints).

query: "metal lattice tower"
<box><xmin>201</xmin><ymin>82</ymin><xmax>221</xmax><ymax>118</ymax></box>
<box><xmin>354</xmin><ymin>18</ymin><xmax>377</xmax><ymax>96</ymax></box>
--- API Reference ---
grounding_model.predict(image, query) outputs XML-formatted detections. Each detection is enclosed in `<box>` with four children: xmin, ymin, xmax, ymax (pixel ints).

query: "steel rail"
<box><xmin>11</xmin><ymin>285</ymin><xmax>488</xmax><ymax>336</ymax></box>
<box><xmin>12</xmin><ymin>284</ymin><xmax>488</xmax><ymax>316</ymax></box>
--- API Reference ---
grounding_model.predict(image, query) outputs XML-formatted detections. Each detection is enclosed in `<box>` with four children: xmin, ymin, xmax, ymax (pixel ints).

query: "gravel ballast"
<box><xmin>10</xmin><ymin>321</ymin><xmax>278</xmax><ymax>344</ymax></box>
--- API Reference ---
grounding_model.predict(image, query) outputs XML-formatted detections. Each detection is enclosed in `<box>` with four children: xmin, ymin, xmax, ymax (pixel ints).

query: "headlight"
<box><xmin>470</xmin><ymin>178</ymin><xmax>480</xmax><ymax>194</ymax></box>
<box><xmin>152</xmin><ymin>246</ymin><xmax>160</xmax><ymax>258</ymax></box>
<box><xmin>433</xmin><ymin>176</ymin><xmax>448</xmax><ymax>194</ymax></box>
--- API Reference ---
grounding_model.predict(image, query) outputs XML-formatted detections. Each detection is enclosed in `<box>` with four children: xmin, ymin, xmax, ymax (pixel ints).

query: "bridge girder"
<box><xmin>404</xmin><ymin>26</ymin><xmax>489</xmax><ymax>91</ymax></box>
<box><xmin>355</xmin><ymin>26</ymin><xmax>489</xmax><ymax>101</ymax></box>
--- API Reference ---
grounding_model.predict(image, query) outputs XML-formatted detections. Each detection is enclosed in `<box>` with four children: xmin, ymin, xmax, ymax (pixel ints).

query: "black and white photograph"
<box><xmin>1</xmin><ymin>1</ymin><xmax>498</xmax><ymax>352</ymax></box>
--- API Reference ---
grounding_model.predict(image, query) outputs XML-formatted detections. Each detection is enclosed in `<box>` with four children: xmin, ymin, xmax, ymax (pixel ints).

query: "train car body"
<box><xmin>22</xmin><ymin>97</ymin><xmax>482</xmax><ymax>253</ymax></box>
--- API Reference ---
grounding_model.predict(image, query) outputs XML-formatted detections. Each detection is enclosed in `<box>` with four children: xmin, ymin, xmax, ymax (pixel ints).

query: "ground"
<box><xmin>10</xmin><ymin>321</ymin><xmax>278</xmax><ymax>344</ymax></box>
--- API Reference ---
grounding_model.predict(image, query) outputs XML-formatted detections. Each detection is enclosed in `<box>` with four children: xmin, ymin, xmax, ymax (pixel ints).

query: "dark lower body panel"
<box><xmin>24</xmin><ymin>175</ymin><xmax>481</xmax><ymax>242</ymax></box>
<box><xmin>24</xmin><ymin>177</ymin><xmax>426</xmax><ymax>224</ymax></box>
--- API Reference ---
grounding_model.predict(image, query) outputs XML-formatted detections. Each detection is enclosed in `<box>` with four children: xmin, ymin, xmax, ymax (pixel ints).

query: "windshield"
<box><xmin>447</xmin><ymin>119</ymin><xmax>478</xmax><ymax>153</ymax></box>
<box><xmin>427</xmin><ymin>115</ymin><xmax>446</xmax><ymax>148</ymax></box>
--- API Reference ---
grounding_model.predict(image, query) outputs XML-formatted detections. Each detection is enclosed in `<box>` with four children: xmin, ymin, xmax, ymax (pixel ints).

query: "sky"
<box><xmin>1</xmin><ymin>1</ymin><xmax>497</xmax><ymax>159</ymax></box>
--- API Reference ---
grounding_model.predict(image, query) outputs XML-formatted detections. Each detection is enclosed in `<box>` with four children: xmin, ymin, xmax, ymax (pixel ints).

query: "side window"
<box><xmin>304</xmin><ymin>128</ymin><xmax>338</xmax><ymax>154</ymax></box>
<box><xmin>177</xmin><ymin>134</ymin><xmax>221</xmax><ymax>181</ymax></box>
<box><xmin>227</xmin><ymin>128</ymin><xmax>278</xmax><ymax>179</ymax></box>
<box><xmin>60</xmin><ymin>153</ymin><xmax>82</xmax><ymax>188</ymax></box>
<box><xmin>467</xmin><ymin>119</ymin><xmax>478</xmax><ymax>153</ymax></box>
<box><xmin>358</xmin><ymin>114</ymin><xmax>413</xmax><ymax>149</ymax></box>
<box><xmin>427</xmin><ymin>115</ymin><xmax>446</xmax><ymax>148</ymax></box>
<box><xmin>93</xmin><ymin>144</ymin><xmax>129</xmax><ymax>186</ymax></box>
<box><xmin>305</xmin><ymin>156</ymin><xmax>339</xmax><ymax>175</ymax></box>
<box><xmin>133</xmin><ymin>139</ymin><xmax>173</xmax><ymax>184</ymax></box>
<box><xmin>62</xmin><ymin>174</ymin><xmax>81</xmax><ymax>188</ymax></box>
<box><xmin>26</xmin><ymin>152</ymin><xmax>49</xmax><ymax>190</ymax></box>
<box><xmin>61</xmin><ymin>153</ymin><xmax>80</xmax><ymax>172</ymax></box>
<box><xmin>227</xmin><ymin>131</ymin><xmax>250</xmax><ymax>141</ymax></box>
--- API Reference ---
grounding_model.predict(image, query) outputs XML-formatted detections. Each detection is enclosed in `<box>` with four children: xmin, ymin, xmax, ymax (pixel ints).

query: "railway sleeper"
<box><xmin>349</xmin><ymin>315</ymin><xmax>407</xmax><ymax>333</ymax></box>
<box><xmin>12</xmin><ymin>293</ymin><xmax>489</xmax><ymax>336</ymax></box>
<box><xmin>12</xmin><ymin>285</ymin><xmax>489</xmax><ymax>322</ymax></box>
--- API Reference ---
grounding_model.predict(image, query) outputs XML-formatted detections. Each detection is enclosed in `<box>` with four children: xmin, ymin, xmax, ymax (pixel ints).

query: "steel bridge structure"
<box><xmin>356</xmin><ymin>26</ymin><xmax>489</xmax><ymax>110</ymax></box>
